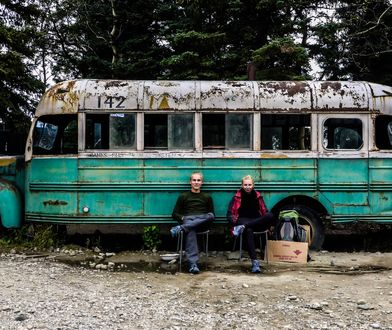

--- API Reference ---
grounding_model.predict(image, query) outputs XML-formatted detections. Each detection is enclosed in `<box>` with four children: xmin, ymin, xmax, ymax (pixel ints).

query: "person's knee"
<box><xmin>245</xmin><ymin>227</ymin><xmax>253</xmax><ymax>234</ymax></box>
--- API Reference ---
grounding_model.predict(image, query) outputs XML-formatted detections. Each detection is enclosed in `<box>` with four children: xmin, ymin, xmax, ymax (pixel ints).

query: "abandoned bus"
<box><xmin>2</xmin><ymin>80</ymin><xmax>392</xmax><ymax>249</ymax></box>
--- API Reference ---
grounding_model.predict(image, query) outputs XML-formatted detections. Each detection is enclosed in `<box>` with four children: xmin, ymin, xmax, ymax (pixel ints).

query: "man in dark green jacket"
<box><xmin>171</xmin><ymin>172</ymin><xmax>214</xmax><ymax>274</ymax></box>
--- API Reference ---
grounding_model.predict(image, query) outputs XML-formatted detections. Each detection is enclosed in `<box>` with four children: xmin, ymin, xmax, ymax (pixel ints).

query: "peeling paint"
<box><xmin>34</xmin><ymin>80</ymin><xmax>392</xmax><ymax>117</ymax></box>
<box><xmin>0</xmin><ymin>157</ymin><xmax>16</xmax><ymax>167</ymax></box>
<box><xmin>259</xmin><ymin>153</ymin><xmax>289</xmax><ymax>158</ymax></box>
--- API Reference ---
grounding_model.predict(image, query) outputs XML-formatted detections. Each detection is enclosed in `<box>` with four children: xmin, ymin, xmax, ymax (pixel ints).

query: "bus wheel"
<box><xmin>282</xmin><ymin>205</ymin><xmax>325</xmax><ymax>251</ymax></box>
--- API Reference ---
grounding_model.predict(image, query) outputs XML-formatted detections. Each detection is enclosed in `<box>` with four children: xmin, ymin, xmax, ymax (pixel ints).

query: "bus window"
<box><xmin>86</xmin><ymin>114</ymin><xmax>109</xmax><ymax>149</ymax></box>
<box><xmin>109</xmin><ymin>113</ymin><xmax>136</xmax><ymax>149</ymax></box>
<box><xmin>375</xmin><ymin>115</ymin><xmax>392</xmax><ymax>149</ymax></box>
<box><xmin>323</xmin><ymin>118</ymin><xmax>363</xmax><ymax>150</ymax></box>
<box><xmin>86</xmin><ymin>113</ymin><xmax>136</xmax><ymax>150</ymax></box>
<box><xmin>144</xmin><ymin>114</ymin><xmax>194</xmax><ymax>150</ymax></box>
<box><xmin>261</xmin><ymin>114</ymin><xmax>311</xmax><ymax>150</ymax></box>
<box><xmin>226</xmin><ymin>114</ymin><xmax>252</xmax><ymax>149</ymax></box>
<box><xmin>33</xmin><ymin>114</ymin><xmax>77</xmax><ymax>154</ymax></box>
<box><xmin>203</xmin><ymin>113</ymin><xmax>252</xmax><ymax>149</ymax></box>
<box><xmin>168</xmin><ymin>114</ymin><xmax>194</xmax><ymax>149</ymax></box>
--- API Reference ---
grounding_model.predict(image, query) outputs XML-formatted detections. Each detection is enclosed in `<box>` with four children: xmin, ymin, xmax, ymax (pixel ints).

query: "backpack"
<box><xmin>275</xmin><ymin>210</ymin><xmax>307</xmax><ymax>242</ymax></box>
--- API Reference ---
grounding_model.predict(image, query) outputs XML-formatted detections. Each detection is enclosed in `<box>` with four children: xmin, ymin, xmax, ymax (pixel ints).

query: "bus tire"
<box><xmin>281</xmin><ymin>204</ymin><xmax>325</xmax><ymax>251</ymax></box>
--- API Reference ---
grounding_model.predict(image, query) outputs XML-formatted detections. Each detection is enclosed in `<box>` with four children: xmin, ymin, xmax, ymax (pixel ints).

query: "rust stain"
<box><xmin>43</xmin><ymin>200</ymin><xmax>68</xmax><ymax>206</ymax></box>
<box><xmin>104</xmin><ymin>80</ymin><xmax>129</xmax><ymax>88</ymax></box>
<box><xmin>263</xmin><ymin>81</ymin><xmax>308</xmax><ymax>97</ymax></box>
<box><xmin>259</xmin><ymin>153</ymin><xmax>288</xmax><ymax>158</ymax></box>
<box><xmin>0</xmin><ymin>158</ymin><xmax>16</xmax><ymax>167</ymax></box>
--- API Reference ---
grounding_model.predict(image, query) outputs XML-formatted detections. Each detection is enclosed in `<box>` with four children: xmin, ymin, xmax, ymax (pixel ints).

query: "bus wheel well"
<box><xmin>271</xmin><ymin>195</ymin><xmax>327</xmax><ymax>250</ymax></box>
<box><xmin>271</xmin><ymin>195</ymin><xmax>328</xmax><ymax>220</ymax></box>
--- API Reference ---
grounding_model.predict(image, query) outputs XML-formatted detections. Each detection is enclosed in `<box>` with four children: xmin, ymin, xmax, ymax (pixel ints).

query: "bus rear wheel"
<box><xmin>280</xmin><ymin>205</ymin><xmax>325</xmax><ymax>251</ymax></box>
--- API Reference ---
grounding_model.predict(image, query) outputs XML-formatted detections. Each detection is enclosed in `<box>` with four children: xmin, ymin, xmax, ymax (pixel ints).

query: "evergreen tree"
<box><xmin>0</xmin><ymin>0</ymin><xmax>44</xmax><ymax>132</ymax></box>
<box><xmin>312</xmin><ymin>1</ymin><xmax>392</xmax><ymax>84</ymax></box>
<box><xmin>45</xmin><ymin>0</ymin><xmax>165</xmax><ymax>81</ymax></box>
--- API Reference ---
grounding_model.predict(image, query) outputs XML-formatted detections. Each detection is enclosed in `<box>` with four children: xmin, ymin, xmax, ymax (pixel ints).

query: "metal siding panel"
<box><xmin>318</xmin><ymin>159</ymin><xmax>370</xmax><ymax>213</ymax></box>
<box><xmin>313</xmin><ymin>81</ymin><xmax>369</xmax><ymax>110</ymax></box>
<box><xmin>142</xmin><ymin>81</ymin><xmax>196</xmax><ymax>111</ymax></box>
<box><xmin>257</xmin><ymin>81</ymin><xmax>312</xmax><ymax>110</ymax></box>
<box><xmin>199</xmin><ymin>81</ymin><xmax>255</xmax><ymax>110</ymax></box>
<box><xmin>369</xmin><ymin>158</ymin><xmax>392</xmax><ymax>214</ymax></box>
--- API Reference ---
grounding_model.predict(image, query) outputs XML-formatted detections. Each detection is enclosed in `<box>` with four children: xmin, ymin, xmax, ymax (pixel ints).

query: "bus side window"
<box><xmin>144</xmin><ymin>114</ymin><xmax>168</xmax><ymax>149</ymax></box>
<box><xmin>226</xmin><ymin>114</ymin><xmax>252</xmax><ymax>149</ymax></box>
<box><xmin>168</xmin><ymin>114</ymin><xmax>194</xmax><ymax>149</ymax></box>
<box><xmin>33</xmin><ymin>114</ymin><xmax>77</xmax><ymax>155</ymax></box>
<box><xmin>323</xmin><ymin>118</ymin><xmax>363</xmax><ymax>150</ymax></box>
<box><xmin>144</xmin><ymin>114</ymin><xmax>194</xmax><ymax>150</ymax></box>
<box><xmin>261</xmin><ymin>114</ymin><xmax>311</xmax><ymax>150</ymax></box>
<box><xmin>375</xmin><ymin>115</ymin><xmax>392</xmax><ymax>149</ymax></box>
<box><xmin>109</xmin><ymin>113</ymin><xmax>136</xmax><ymax>149</ymax></box>
<box><xmin>202</xmin><ymin>113</ymin><xmax>252</xmax><ymax>150</ymax></box>
<box><xmin>86</xmin><ymin>114</ymin><xmax>109</xmax><ymax>149</ymax></box>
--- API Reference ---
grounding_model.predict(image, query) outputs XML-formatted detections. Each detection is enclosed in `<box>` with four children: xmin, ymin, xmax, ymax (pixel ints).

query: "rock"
<box><xmin>357</xmin><ymin>304</ymin><xmax>374</xmax><ymax>310</ymax></box>
<box><xmin>370</xmin><ymin>323</ymin><xmax>381</xmax><ymax>329</ymax></box>
<box><xmin>15</xmin><ymin>314</ymin><xmax>28</xmax><ymax>321</ymax></box>
<box><xmin>242</xmin><ymin>283</ymin><xmax>249</xmax><ymax>288</ymax></box>
<box><xmin>306</xmin><ymin>302</ymin><xmax>323</xmax><ymax>310</ymax></box>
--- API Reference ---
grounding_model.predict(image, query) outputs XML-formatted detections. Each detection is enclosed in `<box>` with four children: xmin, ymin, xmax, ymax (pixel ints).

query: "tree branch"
<box><xmin>351</xmin><ymin>5</ymin><xmax>391</xmax><ymax>36</ymax></box>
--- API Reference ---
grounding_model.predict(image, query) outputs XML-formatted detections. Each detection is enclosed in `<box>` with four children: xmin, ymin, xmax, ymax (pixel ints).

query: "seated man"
<box><xmin>227</xmin><ymin>175</ymin><xmax>275</xmax><ymax>273</ymax></box>
<box><xmin>171</xmin><ymin>172</ymin><xmax>215</xmax><ymax>274</ymax></box>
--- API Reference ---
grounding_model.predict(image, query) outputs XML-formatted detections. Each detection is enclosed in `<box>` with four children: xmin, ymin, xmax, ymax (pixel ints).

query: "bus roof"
<box><xmin>35</xmin><ymin>80</ymin><xmax>392</xmax><ymax>117</ymax></box>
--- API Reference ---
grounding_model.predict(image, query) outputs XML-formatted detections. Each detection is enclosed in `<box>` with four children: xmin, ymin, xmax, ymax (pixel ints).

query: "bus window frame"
<box><xmin>318</xmin><ymin>113</ymin><xmax>368</xmax><ymax>153</ymax></box>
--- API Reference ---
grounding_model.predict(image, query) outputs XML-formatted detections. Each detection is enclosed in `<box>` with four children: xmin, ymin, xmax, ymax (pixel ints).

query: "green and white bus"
<box><xmin>2</xmin><ymin>79</ymin><xmax>392</xmax><ymax>249</ymax></box>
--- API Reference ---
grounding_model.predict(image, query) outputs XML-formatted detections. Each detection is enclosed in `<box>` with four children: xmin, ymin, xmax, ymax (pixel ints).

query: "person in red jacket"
<box><xmin>227</xmin><ymin>175</ymin><xmax>275</xmax><ymax>273</ymax></box>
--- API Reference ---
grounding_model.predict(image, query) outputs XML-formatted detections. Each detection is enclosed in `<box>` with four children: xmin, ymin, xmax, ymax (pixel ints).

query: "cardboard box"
<box><xmin>266</xmin><ymin>240</ymin><xmax>308</xmax><ymax>264</ymax></box>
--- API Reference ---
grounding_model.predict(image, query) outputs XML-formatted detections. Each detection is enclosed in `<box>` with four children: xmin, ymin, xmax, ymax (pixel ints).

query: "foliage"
<box><xmin>311</xmin><ymin>0</ymin><xmax>392</xmax><ymax>85</ymax></box>
<box><xmin>0</xmin><ymin>0</ymin><xmax>45</xmax><ymax>132</ymax></box>
<box><xmin>252</xmin><ymin>37</ymin><xmax>310</xmax><ymax>80</ymax></box>
<box><xmin>142</xmin><ymin>225</ymin><xmax>161</xmax><ymax>251</ymax></box>
<box><xmin>0</xmin><ymin>224</ymin><xmax>63</xmax><ymax>251</ymax></box>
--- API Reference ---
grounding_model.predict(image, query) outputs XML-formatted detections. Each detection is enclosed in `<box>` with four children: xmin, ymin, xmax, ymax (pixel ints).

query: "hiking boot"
<box><xmin>233</xmin><ymin>225</ymin><xmax>245</xmax><ymax>237</ymax></box>
<box><xmin>251</xmin><ymin>259</ymin><xmax>261</xmax><ymax>273</ymax></box>
<box><xmin>170</xmin><ymin>225</ymin><xmax>183</xmax><ymax>237</ymax></box>
<box><xmin>189</xmin><ymin>263</ymin><xmax>200</xmax><ymax>274</ymax></box>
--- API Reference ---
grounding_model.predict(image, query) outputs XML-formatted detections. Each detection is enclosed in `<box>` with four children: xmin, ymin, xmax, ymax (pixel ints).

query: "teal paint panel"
<box><xmin>27</xmin><ymin>191</ymin><xmax>77</xmax><ymax>214</ymax></box>
<box><xmin>143</xmin><ymin>159</ymin><xmax>202</xmax><ymax>182</ymax></box>
<box><xmin>319</xmin><ymin>159</ymin><xmax>368</xmax><ymax>183</ymax></box>
<box><xmin>78</xmin><ymin>192</ymin><xmax>143</xmax><ymax>216</ymax></box>
<box><xmin>369</xmin><ymin>158</ymin><xmax>392</xmax><ymax>214</ymax></box>
<box><xmin>143</xmin><ymin>192</ymin><xmax>178</xmax><ymax>217</ymax></box>
<box><xmin>29</xmin><ymin>158</ymin><xmax>78</xmax><ymax>182</ymax></box>
<box><xmin>78</xmin><ymin>158</ymin><xmax>143</xmax><ymax>182</ymax></box>
<box><xmin>201</xmin><ymin>158</ymin><xmax>261</xmax><ymax>182</ymax></box>
<box><xmin>318</xmin><ymin>158</ymin><xmax>369</xmax><ymax>211</ymax></box>
<box><xmin>25</xmin><ymin>159</ymin><xmax>78</xmax><ymax>217</ymax></box>
<box><xmin>260</xmin><ymin>158</ymin><xmax>316</xmax><ymax>182</ymax></box>
<box><xmin>213</xmin><ymin>191</ymin><xmax>235</xmax><ymax>217</ymax></box>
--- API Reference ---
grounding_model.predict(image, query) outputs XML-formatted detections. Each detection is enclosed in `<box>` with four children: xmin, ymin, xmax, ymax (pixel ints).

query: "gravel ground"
<box><xmin>1</xmin><ymin>250</ymin><xmax>392</xmax><ymax>329</ymax></box>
